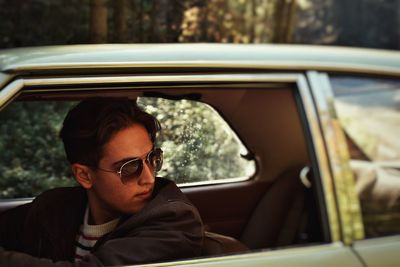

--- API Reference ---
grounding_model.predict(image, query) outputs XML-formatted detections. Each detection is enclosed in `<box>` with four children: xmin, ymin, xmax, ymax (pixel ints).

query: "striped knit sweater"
<box><xmin>74</xmin><ymin>207</ymin><xmax>120</xmax><ymax>262</ymax></box>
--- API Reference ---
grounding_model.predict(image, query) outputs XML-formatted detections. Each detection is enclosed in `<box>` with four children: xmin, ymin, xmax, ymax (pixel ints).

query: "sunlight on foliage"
<box><xmin>0</xmin><ymin>98</ymin><xmax>255</xmax><ymax>198</ymax></box>
<box><xmin>138</xmin><ymin>97</ymin><xmax>255</xmax><ymax>184</ymax></box>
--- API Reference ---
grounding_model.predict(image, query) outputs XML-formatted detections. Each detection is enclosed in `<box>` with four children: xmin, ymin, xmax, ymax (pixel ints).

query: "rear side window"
<box><xmin>138</xmin><ymin>97</ymin><xmax>255</xmax><ymax>185</ymax></box>
<box><xmin>0</xmin><ymin>97</ymin><xmax>255</xmax><ymax>198</ymax></box>
<box><xmin>331</xmin><ymin>76</ymin><xmax>400</xmax><ymax>238</ymax></box>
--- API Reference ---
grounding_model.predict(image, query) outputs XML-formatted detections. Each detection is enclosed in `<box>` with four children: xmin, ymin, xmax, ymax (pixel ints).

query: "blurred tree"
<box><xmin>292</xmin><ymin>0</ymin><xmax>338</xmax><ymax>44</ymax></box>
<box><xmin>114</xmin><ymin>0</ymin><xmax>129</xmax><ymax>42</ymax></box>
<box><xmin>0</xmin><ymin>0</ymin><xmax>89</xmax><ymax>48</ymax></box>
<box><xmin>0</xmin><ymin>102</ymin><xmax>76</xmax><ymax>198</ymax></box>
<box><xmin>0</xmin><ymin>0</ymin><xmax>398</xmax><ymax>48</ymax></box>
<box><xmin>334</xmin><ymin>0</ymin><xmax>399</xmax><ymax>49</ymax></box>
<box><xmin>293</xmin><ymin>0</ymin><xmax>400</xmax><ymax>49</ymax></box>
<box><xmin>90</xmin><ymin>0</ymin><xmax>108</xmax><ymax>43</ymax></box>
<box><xmin>179</xmin><ymin>0</ymin><xmax>299</xmax><ymax>44</ymax></box>
<box><xmin>272</xmin><ymin>0</ymin><xmax>297</xmax><ymax>43</ymax></box>
<box><xmin>138</xmin><ymin>97</ymin><xmax>254</xmax><ymax>183</ymax></box>
<box><xmin>0</xmin><ymin>98</ymin><xmax>254</xmax><ymax>197</ymax></box>
<box><xmin>164</xmin><ymin>0</ymin><xmax>185</xmax><ymax>42</ymax></box>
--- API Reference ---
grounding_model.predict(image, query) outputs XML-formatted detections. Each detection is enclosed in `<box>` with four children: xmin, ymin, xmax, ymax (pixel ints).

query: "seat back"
<box><xmin>240</xmin><ymin>167</ymin><xmax>307</xmax><ymax>249</ymax></box>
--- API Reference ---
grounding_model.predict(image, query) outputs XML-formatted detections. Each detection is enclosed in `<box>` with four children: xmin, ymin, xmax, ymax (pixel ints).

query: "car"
<box><xmin>0</xmin><ymin>44</ymin><xmax>399</xmax><ymax>267</ymax></box>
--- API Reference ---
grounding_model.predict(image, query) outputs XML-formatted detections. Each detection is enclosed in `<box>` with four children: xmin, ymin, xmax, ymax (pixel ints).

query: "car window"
<box><xmin>137</xmin><ymin>97</ymin><xmax>255</xmax><ymax>185</ymax></box>
<box><xmin>0</xmin><ymin>97</ymin><xmax>255</xmax><ymax>198</ymax></box>
<box><xmin>0</xmin><ymin>101</ymin><xmax>76</xmax><ymax>198</ymax></box>
<box><xmin>330</xmin><ymin>76</ymin><xmax>400</xmax><ymax>238</ymax></box>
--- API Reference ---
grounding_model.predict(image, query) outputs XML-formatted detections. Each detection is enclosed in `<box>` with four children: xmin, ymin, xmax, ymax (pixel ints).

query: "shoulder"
<box><xmin>153</xmin><ymin>177</ymin><xmax>191</xmax><ymax>203</ymax></box>
<box><xmin>30</xmin><ymin>186</ymin><xmax>87</xmax><ymax>222</ymax></box>
<box><xmin>93</xmin><ymin>179</ymin><xmax>204</xmax><ymax>264</ymax></box>
<box><xmin>0</xmin><ymin>187</ymin><xmax>85</xmax><ymax>223</ymax></box>
<box><xmin>123</xmin><ymin>178</ymin><xmax>202</xmax><ymax>225</ymax></box>
<box><xmin>33</xmin><ymin>186</ymin><xmax>86</xmax><ymax>206</ymax></box>
<box><xmin>149</xmin><ymin>178</ymin><xmax>199</xmax><ymax>216</ymax></box>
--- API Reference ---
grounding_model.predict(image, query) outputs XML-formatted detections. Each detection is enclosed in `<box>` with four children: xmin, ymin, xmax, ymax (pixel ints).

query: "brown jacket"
<box><xmin>0</xmin><ymin>178</ymin><xmax>204</xmax><ymax>266</ymax></box>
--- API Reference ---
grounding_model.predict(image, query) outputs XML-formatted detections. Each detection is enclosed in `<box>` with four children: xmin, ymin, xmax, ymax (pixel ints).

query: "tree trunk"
<box><xmin>273</xmin><ymin>0</ymin><xmax>297</xmax><ymax>43</ymax></box>
<box><xmin>149</xmin><ymin>0</ymin><xmax>157</xmax><ymax>42</ymax></box>
<box><xmin>272</xmin><ymin>0</ymin><xmax>285</xmax><ymax>43</ymax></box>
<box><xmin>334</xmin><ymin>0</ymin><xmax>362</xmax><ymax>46</ymax></box>
<box><xmin>201</xmin><ymin>1</ymin><xmax>209</xmax><ymax>41</ymax></box>
<box><xmin>114</xmin><ymin>0</ymin><xmax>128</xmax><ymax>42</ymax></box>
<box><xmin>165</xmin><ymin>0</ymin><xmax>183</xmax><ymax>42</ymax></box>
<box><xmin>284</xmin><ymin>0</ymin><xmax>297</xmax><ymax>43</ymax></box>
<box><xmin>250</xmin><ymin>0</ymin><xmax>256</xmax><ymax>42</ymax></box>
<box><xmin>90</xmin><ymin>0</ymin><xmax>108</xmax><ymax>43</ymax></box>
<box><xmin>138</xmin><ymin>0</ymin><xmax>144</xmax><ymax>42</ymax></box>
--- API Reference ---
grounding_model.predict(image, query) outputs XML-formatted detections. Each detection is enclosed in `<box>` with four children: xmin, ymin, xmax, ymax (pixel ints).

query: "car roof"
<box><xmin>1</xmin><ymin>44</ymin><xmax>399</xmax><ymax>76</ymax></box>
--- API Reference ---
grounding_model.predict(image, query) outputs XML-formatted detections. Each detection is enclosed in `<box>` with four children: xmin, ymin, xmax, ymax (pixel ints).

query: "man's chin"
<box><xmin>125</xmin><ymin>199</ymin><xmax>150</xmax><ymax>215</ymax></box>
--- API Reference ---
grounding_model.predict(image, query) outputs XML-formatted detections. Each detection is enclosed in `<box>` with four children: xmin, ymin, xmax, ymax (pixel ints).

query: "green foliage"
<box><xmin>138</xmin><ymin>97</ymin><xmax>254</xmax><ymax>183</ymax></box>
<box><xmin>0</xmin><ymin>0</ymin><xmax>397</xmax><ymax>49</ymax></box>
<box><xmin>0</xmin><ymin>101</ymin><xmax>76</xmax><ymax>198</ymax></box>
<box><xmin>0</xmin><ymin>98</ymin><xmax>254</xmax><ymax>198</ymax></box>
<box><xmin>0</xmin><ymin>0</ymin><xmax>89</xmax><ymax>48</ymax></box>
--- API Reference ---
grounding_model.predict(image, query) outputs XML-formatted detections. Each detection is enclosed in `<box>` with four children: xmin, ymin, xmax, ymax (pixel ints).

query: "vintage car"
<box><xmin>0</xmin><ymin>44</ymin><xmax>399</xmax><ymax>266</ymax></box>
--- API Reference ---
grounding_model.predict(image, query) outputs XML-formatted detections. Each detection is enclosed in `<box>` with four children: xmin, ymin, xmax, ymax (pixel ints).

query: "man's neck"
<box><xmin>87</xmin><ymin>193</ymin><xmax>120</xmax><ymax>225</ymax></box>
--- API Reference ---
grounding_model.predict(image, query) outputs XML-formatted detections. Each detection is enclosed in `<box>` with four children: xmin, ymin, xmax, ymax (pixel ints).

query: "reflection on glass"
<box><xmin>331</xmin><ymin>76</ymin><xmax>400</xmax><ymax>238</ymax></box>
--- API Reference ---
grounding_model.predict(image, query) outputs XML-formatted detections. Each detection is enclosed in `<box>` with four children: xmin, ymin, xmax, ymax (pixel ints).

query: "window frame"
<box><xmin>0</xmin><ymin>72</ymin><xmax>344</xmax><ymax>260</ymax></box>
<box><xmin>0</xmin><ymin>73</ymin><xmax>360</xmax><ymax>266</ymax></box>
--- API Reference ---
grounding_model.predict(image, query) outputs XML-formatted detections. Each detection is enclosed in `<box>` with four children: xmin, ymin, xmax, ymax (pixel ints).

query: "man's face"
<box><xmin>88</xmin><ymin>123</ymin><xmax>156</xmax><ymax>221</ymax></box>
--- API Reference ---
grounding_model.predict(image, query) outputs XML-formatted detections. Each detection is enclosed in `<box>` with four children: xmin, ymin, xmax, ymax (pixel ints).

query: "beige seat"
<box><xmin>202</xmin><ymin>231</ymin><xmax>249</xmax><ymax>256</ymax></box>
<box><xmin>240</xmin><ymin>167</ymin><xmax>309</xmax><ymax>249</ymax></box>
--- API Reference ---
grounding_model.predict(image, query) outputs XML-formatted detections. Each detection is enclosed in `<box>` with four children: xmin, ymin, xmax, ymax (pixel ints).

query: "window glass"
<box><xmin>0</xmin><ymin>101</ymin><xmax>76</xmax><ymax>198</ymax></box>
<box><xmin>138</xmin><ymin>97</ymin><xmax>255</xmax><ymax>184</ymax></box>
<box><xmin>331</xmin><ymin>76</ymin><xmax>400</xmax><ymax>238</ymax></box>
<box><xmin>0</xmin><ymin>97</ymin><xmax>255</xmax><ymax>198</ymax></box>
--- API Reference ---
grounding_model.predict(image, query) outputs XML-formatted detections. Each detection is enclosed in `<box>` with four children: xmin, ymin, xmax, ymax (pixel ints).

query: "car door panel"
<box><xmin>353</xmin><ymin>236</ymin><xmax>400</xmax><ymax>267</ymax></box>
<box><xmin>149</xmin><ymin>243</ymin><xmax>364</xmax><ymax>267</ymax></box>
<box><xmin>182</xmin><ymin>178</ymin><xmax>272</xmax><ymax>239</ymax></box>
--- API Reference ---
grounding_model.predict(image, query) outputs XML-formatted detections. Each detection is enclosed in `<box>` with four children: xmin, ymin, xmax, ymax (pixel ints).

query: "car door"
<box><xmin>0</xmin><ymin>67</ymin><xmax>364</xmax><ymax>267</ymax></box>
<box><xmin>307</xmin><ymin>70</ymin><xmax>400</xmax><ymax>267</ymax></box>
<box><xmin>328</xmin><ymin>74</ymin><xmax>400</xmax><ymax>267</ymax></box>
<box><xmin>134</xmin><ymin>71</ymin><xmax>364</xmax><ymax>266</ymax></box>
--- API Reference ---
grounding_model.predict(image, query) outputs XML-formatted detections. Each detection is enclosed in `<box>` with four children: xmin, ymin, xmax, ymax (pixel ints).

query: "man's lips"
<box><xmin>135</xmin><ymin>189</ymin><xmax>153</xmax><ymax>199</ymax></box>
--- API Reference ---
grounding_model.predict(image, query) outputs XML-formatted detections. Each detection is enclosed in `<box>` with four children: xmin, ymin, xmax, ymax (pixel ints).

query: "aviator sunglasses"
<box><xmin>96</xmin><ymin>148</ymin><xmax>163</xmax><ymax>184</ymax></box>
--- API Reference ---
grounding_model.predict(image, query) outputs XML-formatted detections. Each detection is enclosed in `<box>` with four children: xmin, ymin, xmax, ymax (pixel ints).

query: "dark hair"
<box><xmin>60</xmin><ymin>97</ymin><xmax>161</xmax><ymax>167</ymax></box>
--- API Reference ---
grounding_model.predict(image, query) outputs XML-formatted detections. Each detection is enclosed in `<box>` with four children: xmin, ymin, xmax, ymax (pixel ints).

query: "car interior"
<box><xmin>0</xmin><ymin>81</ymin><xmax>327</xmax><ymax>259</ymax></box>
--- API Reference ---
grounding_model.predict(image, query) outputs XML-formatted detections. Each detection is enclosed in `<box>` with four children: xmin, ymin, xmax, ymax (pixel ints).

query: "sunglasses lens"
<box><xmin>119</xmin><ymin>148</ymin><xmax>163</xmax><ymax>184</ymax></box>
<box><xmin>120</xmin><ymin>159</ymin><xmax>142</xmax><ymax>183</ymax></box>
<box><xmin>149</xmin><ymin>148</ymin><xmax>163</xmax><ymax>171</ymax></box>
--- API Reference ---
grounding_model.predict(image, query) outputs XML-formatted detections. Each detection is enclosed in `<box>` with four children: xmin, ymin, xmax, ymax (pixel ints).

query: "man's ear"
<box><xmin>72</xmin><ymin>163</ymin><xmax>93</xmax><ymax>189</ymax></box>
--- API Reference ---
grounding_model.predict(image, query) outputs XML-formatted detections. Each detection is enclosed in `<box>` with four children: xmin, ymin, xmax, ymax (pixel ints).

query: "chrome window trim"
<box><xmin>0</xmin><ymin>79</ymin><xmax>24</xmax><ymax>110</ymax></box>
<box><xmin>0</xmin><ymin>72</ymin><xmax>341</xmax><ymax>243</ymax></box>
<box><xmin>22</xmin><ymin>73</ymin><xmax>300</xmax><ymax>86</ymax></box>
<box><xmin>6</xmin><ymin>61</ymin><xmax>400</xmax><ymax>76</ymax></box>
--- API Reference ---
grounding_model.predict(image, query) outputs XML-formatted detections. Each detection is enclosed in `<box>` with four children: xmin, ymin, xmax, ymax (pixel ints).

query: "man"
<box><xmin>0</xmin><ymin>97</ymin><xmax>204</xmax><ymax>266</ymax></box>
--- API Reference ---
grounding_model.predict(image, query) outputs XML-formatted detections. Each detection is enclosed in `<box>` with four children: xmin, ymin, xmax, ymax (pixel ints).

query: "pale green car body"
<box><xmin>0</xmin><ymin>44</ymin><xmax>399</xmax><ymax>267</ymax></box>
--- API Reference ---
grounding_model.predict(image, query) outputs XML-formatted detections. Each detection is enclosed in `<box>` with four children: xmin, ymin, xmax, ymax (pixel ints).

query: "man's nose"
<box><xmin>138</xmin><ymin>162</ymin><xmax>155</xmax><ymax>186</ymax></box>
